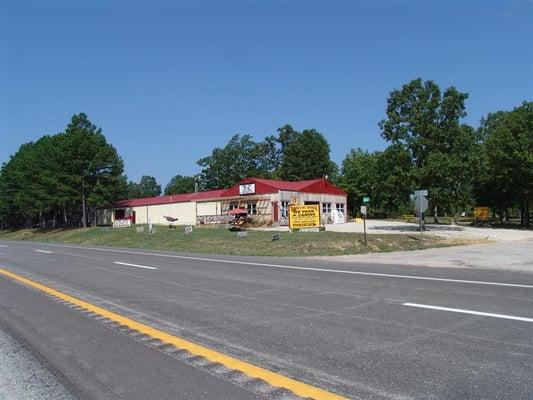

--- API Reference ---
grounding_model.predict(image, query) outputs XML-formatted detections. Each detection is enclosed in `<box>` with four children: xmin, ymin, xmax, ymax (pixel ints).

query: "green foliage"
<box><xmin>127</xmin><ymin>176</ymin><xmax>161</xmax><ymax>198</ymax></box>
<box><xmin>374</xmin><ymin>144</ymin><xmax>414</xmax><ymax>213</ymax></box>
<box><xmin>475</xmin><ymin>102</ymin><xmax>533</xmax><ymax>224</ymax></box>
<box><xmin>338</xmin><ymin>148</ymin><xmax>378</xmax><ymax>213</ymax></box>
<box><xmin>0</xmin><ymin>113</ymin><xmax>126</xmax><ymax>228</ymax></box>
<box><xmin>278</xmin><ymin>128</ymin><xmax>337</xmax><ymax>181</ymax></box>
<box><xmin>127</xmin><ymin>181</ymin><xmax>142</xmax><ymax>199</ymax></box>
<box><xmin>379</xmin><ymin>78</ymin><xmax>477</xmax><ymax>216</ymax></box>
<box><xmin>164</xmin><ymin>175</ymin><xmax>196</xmax><ymax>195</ymax></box>
<box><xmin>138</xmin><ymin>176</ymin><xmax>161</xmax><ymax>197</ymax></box>
<box><xmin>197</xmin><ymin>125</ymin><xmax>337</xmax><ymax>189</ymax></box>
<box><xmin>197</xmin><ymin>134</ymin><xmax>277</xmax><ymax>189</ymax></box>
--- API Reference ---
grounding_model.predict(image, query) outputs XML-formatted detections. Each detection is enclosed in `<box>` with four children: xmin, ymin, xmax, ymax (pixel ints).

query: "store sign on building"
<box><xmin>239</xmin><ymin>183</ymin><xmax>256</xmax><ymax>195</ymax></box>
<box><xmin>289</xmin><ymin>205</ymin><xmax>320</xmax><ymax>229</ymax></box>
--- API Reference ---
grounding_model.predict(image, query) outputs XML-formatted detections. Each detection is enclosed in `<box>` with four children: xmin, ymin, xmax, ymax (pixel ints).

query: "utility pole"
<box><xmin>82</xmin><ymin>176</ymin><xmax>87</xmax><ymax>228</ymax></box>
<box><xmin>92</xmin><ymin>165</ymin><xmax>112</xmax><ymax>227</ymax></box>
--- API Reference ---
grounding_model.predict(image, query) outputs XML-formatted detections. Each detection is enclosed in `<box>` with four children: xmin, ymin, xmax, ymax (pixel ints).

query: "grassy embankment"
<box><xmin>0</xmin><ymin>225</ymin><xmax>475</xmax><ymax>257</ymax></box>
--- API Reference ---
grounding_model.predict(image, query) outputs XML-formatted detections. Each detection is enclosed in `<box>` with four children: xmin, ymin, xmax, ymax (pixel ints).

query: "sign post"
<box><xmin>412</xmin><ymin>190</ymin><xmax>428</xmax><ymax>233</ymax></box>
<box><xmin>360</xmin><ymin>205</ymin><xmax>368</xmax><ymax>245</ymax></box>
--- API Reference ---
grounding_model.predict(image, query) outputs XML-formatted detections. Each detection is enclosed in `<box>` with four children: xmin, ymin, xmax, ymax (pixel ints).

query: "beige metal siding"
<box><xmin>196</xmin><ymin>201</ymin><xmax>220</xmax><ymax>216</ymax></box>
<box><xmin>133</xmin><ymin>202</ymin><xmax>197</xmax><ymax>225</ymax></box>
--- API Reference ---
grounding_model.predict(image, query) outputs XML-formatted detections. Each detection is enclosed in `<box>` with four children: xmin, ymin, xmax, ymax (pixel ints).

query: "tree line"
<box><xmin>1</xmin><ymin>79</ymin><xmax>531</xmax><ymax>229</ymax></box>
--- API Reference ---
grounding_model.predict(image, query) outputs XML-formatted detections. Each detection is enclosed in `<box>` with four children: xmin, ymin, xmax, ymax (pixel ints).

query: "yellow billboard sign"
<box><xmin>289</xmin><ymin>205</ymin><xmax>320</xmax><ymax>229</ymax></box>
<box><xmin>474</xmin><ymin>207</ymin><xmax>489</xmax><ymax>221</ymax></box>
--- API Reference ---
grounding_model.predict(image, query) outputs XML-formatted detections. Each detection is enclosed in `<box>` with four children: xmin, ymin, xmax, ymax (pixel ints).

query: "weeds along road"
<box><xmin>0</xmin><ymin>240</ymin><xmax>532</xmax><ymax>399</ymax></box>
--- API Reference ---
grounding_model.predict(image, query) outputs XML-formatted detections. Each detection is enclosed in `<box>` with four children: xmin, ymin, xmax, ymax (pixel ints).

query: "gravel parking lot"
<box><xmin>256</xmin><ymin>219</ymin><xmax>533</xmax><ymax>242</ymax></box>
<box><xmin>325</xmin><ymin>220</ymin><xmax>533</xmax><ymax>241</ymax></box>
<box><xmin>255</xmin><ymin>220</ymin><xmax>533</xmax><ymax>272</ymax></box>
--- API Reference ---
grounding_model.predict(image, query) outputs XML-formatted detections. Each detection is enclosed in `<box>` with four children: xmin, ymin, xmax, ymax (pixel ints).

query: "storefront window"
<box><xmin>322</xmin><ymin>203</ymin><xmax>332</xmax><ymax>214</ymax></box>
<box><xmin>247</xmin><ymin>203</ymin><xmax>257</xmax><ymax>215</ymax></box>
<box><xmin>335</xmin><ymin>203</ymin><xmax>345</xmax><ymax>214</ymax></box>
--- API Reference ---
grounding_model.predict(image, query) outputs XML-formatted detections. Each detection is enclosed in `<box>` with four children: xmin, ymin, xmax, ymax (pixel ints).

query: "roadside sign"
<box><xmin>363</xmin><ymin>196</ymin><xmax>370</xmax><ymax>204</ymax></box>
<box><xmin>237</xmin><ymin>231</ymin><xmax>248</xmax><ymax>238</ymax></box>
<box><xmin>412</xmin><ymin>190</ymin><xmax>428</xmax><ymax>215</ymax></box>
<box><xmin>185</xmin><ymin>225</ymin><xmax>193</xmax><ymax>234</ymax></box>
<box><xmin>271</xmin><ymin>233</ymin><xmax>280</xmax><ymax>241</ymax></box>
<box><xmin>474</xmin><ymin>207</ymin><xmax>489</xmax><ymax>221</ymax></box>
<box><xmin>414</xmin><ymin>196</ymin><xmax>428</xmax><ymax>215</ymax></box>
<box><xmin>290</xmin><ymin>196</ymin><xmax>298</xmax><ymax>205</ymax></box>
<box><xmin>289</xmin><ymin>204</ymin><xmax>320</xmax><ymax>229</ymax></box>
<box><xmin>412</xmin><ymin>189</ymin><xmax>428</xmax><ymax>233</ymax></box>
<box><xmin>360</xmin><ymin>205</ymin><xmax>367</xmax><ymax>216</ymax></box>
<box><xmin>113</xmin><ymin>219</ymin><xmax>131</xmax><ymax>228</ymax></box>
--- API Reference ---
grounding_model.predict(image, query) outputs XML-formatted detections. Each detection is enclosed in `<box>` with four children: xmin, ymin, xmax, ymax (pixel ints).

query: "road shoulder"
<box><xmin>0</xmin><ymin>325</ymin><xmax>75</xmax><ymax>400</ymax></box>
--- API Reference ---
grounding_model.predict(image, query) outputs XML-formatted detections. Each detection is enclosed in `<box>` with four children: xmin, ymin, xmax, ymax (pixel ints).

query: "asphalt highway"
<box><xmin>0</xmin><ymin>240</ymin><xmax>532</xmax><ymax>399</ymax></box>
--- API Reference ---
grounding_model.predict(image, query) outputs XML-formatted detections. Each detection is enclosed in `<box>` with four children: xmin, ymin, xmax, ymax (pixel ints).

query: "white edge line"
<box><xmin>114</xmin><ymin>261</ymin><xmax>157</xmax><ymax>270</ymax></box>
<box><xmin>35</xmin><ymin>249</ymin><xmax>52</xmax><ymax>254</ymax></box>
<box><xmin>21</xmin><ymin>242</ymin><xmax>533</xmax><ymax>289</ymax></box>
<box><xmin>403</xmin><ymin>303</ymin><xmax>533</xmax><ymax>323</ymax></box>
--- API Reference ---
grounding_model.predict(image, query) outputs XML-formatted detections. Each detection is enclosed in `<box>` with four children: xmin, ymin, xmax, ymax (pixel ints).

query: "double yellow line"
<box><xmin>0</xmin><ymin>267</ymin><xmax>347</xmax><ymax>400</ymax></box>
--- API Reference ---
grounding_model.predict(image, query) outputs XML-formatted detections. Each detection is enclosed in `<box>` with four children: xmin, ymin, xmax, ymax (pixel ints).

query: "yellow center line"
<box><xmin>0</xmin><ymin>267</ymin><xmax>347</xmax><ymax>400</ymax></box>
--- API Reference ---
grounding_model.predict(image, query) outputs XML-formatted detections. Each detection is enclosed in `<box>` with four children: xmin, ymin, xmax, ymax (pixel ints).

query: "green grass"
<box><xmin>0</xmin><ymin>225</ymin><xmax>472</xmax><ymax>257</ymax></box>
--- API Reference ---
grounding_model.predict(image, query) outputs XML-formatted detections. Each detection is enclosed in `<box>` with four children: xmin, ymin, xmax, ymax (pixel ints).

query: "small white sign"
<box><xmin>300</xmin><ymin>227</ymin><xmax>320</xmax><ymax>232</ymax></box>
<box><xmin>185</xmin><ymin>226</ymin><xmax>193</xmax><ymax>234</ymax></box>
<box><xmin>113</xmin><ymin>219</ymin><xmax>131</xmax><ymax>228</ymax></box>
<box><xmin>360</xmin><ymin>206</ymin><xmax>367</xmax><ymax>216</ymax></box>
<box><xmin>239</xmin><ymin>183</ymin><xmax>256</xmax><ymax>195</ymax></box>
<box><xmin>237</xmin><ymin>231</ymin><xmax>248</xmax><ymax>238</ymax></box>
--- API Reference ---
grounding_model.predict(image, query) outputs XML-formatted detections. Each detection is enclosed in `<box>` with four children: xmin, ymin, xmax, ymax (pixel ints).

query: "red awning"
<box><xmin>228</xmin><ymin>208</ymin><xmax>247</xmax><ymax>215</ymax></box>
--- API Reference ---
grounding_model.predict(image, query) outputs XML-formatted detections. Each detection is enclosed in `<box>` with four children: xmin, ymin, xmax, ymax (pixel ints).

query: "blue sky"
<box><xmin>1</xmin><ymin>0</ymin><xmax>532</xmax><ymax>187</ymax></box>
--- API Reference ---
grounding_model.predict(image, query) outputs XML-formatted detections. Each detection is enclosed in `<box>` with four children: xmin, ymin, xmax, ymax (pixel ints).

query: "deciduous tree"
<box><xmin>379</xmin><ymin>78</ymin><xmax>477</xmax><ymax>219</ymax></box>
<box><xmin>164</xmin><ymin>175</ymin><xmax>196</xmax><ymax>195</ymax></box>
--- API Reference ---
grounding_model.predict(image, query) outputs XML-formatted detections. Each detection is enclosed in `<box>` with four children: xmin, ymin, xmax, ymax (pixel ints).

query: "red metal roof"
<box><xmin>113</xmin><ymin>189</ymin><xmax>226</xmax><ymax>208</ymax></box>
<box><xmin>110</xmin><ymin>178</ymin><xmax>345</xmax><ymax>208</ymax></box>
<box><xmin>222</xmin><ymin>178</ymin><xmax>347</xmax><ymax>196</ymax></box>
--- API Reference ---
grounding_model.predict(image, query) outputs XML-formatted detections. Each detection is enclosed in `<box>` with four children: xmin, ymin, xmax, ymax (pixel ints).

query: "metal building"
<box><xmin>97</xmin><ymin>178</ymin><xmax>347</xmax><ymax>227</ymax></box>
